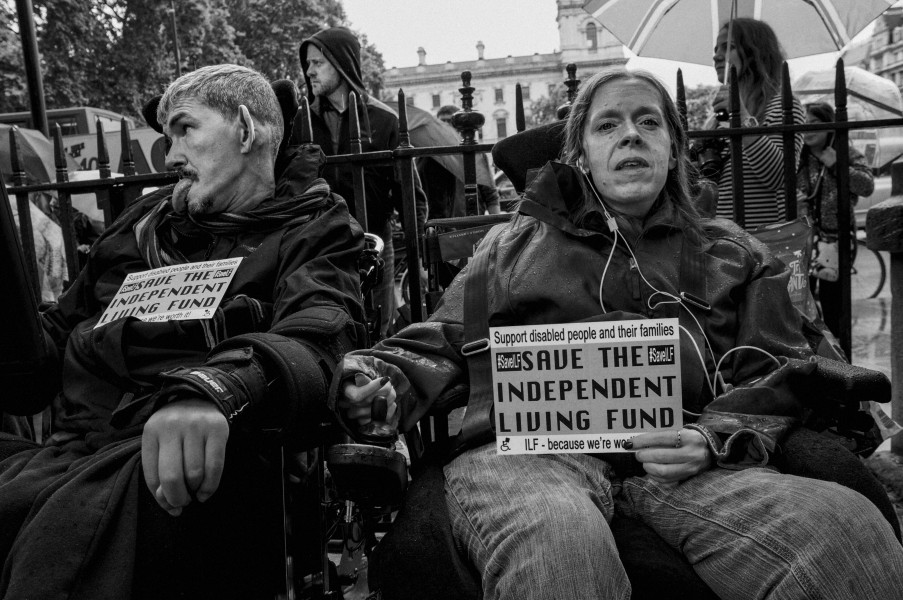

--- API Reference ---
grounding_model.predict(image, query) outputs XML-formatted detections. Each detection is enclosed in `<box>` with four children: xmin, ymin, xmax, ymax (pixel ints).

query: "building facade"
<box><xmin>863</xmin><ymin>5</ymin><xmax>903</xmax><ymax>89</ymax></box>
<box><xmin>381</xmin><ymin>0</ymin><xmax>626</xmax><ymax>144</ymax></box>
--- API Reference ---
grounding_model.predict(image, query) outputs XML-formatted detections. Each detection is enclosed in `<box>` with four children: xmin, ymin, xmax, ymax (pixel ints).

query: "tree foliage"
<box><xmin>684</xmin><ymin>84</ymin><xmax>719</xmax><ymax>131</ymax></box>
<box><xmin>0</xmin><ymin>2</ymin><xmax>27</xmax><ymax>113</ymax></box>
<box><xmin>528</xmin><ymin>83</ymin><xmax>569</xmax><ymax>128</ymax></box>
<box><xmin>0</xmin><ymin>0</ymin><xmax>384</xmax><ymax>124</ymax></box>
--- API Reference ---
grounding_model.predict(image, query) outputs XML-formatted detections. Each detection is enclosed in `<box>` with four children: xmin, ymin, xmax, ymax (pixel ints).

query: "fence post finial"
<box><xmin>557</xmin><ymin>63</ymin><xmax>580</xmax><ymax>120</ymax></box>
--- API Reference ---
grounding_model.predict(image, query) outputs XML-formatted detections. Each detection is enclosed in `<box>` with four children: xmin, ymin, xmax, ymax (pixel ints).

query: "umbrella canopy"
<box><xmin>385</xmin><ymin>101</ymin><xmax>494</xmax><ymax>187</ymax></box>
<box><xmin>794</xmin><ymin>66</ymin><xmax>903</xmax><ymax>169</ymax></box>
<box><xmin>584</xmin><ymin>0</ymin><xmax>895</xmax><ymax>65</ymax></box>
<box><xmin>1</xmin><ymin>124</ymin><xmax>78</xmax><ymax>186</ymax></box>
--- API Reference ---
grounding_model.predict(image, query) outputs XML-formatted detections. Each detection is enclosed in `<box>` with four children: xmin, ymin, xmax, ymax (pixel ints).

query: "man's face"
<box><xmin>163</xmin><ymin>98</ymin><xmax>244</xmax><ymax>215</ymax></box>
<box><xmin>306</xmin><ymin>46</ymin><xmax>342</xmax><ymax>98</ymax></box>
<box><xmin>580</xmin><ymin>79</ymin><xmax>676</xmax><ymax>217</ymax></box>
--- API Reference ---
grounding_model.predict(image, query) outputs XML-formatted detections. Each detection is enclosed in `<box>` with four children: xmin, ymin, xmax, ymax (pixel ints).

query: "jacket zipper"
<box><xmin>628</xmin><ymin>257</ymin><xmax>642</xmax><ymax>302</ymax></box>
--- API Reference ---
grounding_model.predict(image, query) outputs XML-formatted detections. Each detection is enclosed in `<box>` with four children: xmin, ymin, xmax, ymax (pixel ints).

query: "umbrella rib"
<box><xmin>796</xmin><ymin>88</ymin><xmax>903</xmax><ymax>117</ymax></box>
<box><xmin>845</xmin><ymin>89</ymin><xmax>903</xmax><ymax>117</ymax></box>
<box><xmin>631</xmin><ymin>0</ymin><xmax>680</xmax><ymax>55</ymax></box>
<box><xmin>809</xmin><ymin>1</ymin><xmax>850</xmax><ymax>49</ymax></box>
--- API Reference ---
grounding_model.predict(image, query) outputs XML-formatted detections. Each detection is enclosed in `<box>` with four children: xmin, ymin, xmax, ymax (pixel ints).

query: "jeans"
<box><xmin>444</xmin><ymin>443</ymin><xmax>903</xmax><ymax>600</ymax></box>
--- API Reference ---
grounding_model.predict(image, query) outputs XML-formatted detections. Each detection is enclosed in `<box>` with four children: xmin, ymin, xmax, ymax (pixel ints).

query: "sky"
<box><xmin>341</xmin><ymin>0</ymin><xmax>878</xmax><ymax>93</ymax></box>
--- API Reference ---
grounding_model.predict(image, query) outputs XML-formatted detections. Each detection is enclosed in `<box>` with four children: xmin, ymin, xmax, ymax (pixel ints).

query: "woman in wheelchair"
<box><xmin>334</xmin><ymin>69</ymin><xmax>903</xmax><ymax>599</ymax></box>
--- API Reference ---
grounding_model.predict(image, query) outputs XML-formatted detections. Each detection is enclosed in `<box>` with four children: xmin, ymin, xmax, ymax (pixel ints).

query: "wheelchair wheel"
<box><xmin>852</xmin><ymin>237</ymin><xmax>887</xmax><ymax>299</ymax></box>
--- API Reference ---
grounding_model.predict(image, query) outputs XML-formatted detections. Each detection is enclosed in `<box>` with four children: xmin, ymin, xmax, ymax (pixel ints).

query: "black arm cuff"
<box><xmin>157</xmin><ymin>347</ymin><xmax>269</xmax><ymax>423</ymax></box>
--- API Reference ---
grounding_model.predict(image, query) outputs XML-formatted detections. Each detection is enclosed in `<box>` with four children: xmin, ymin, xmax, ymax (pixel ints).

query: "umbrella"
<box><xmin>583</xmin><ymin>0</ymin><xmax>895</xmax><ymax>66</ymax></box>
<box><xmin>1</xmin><ymin>124</ymin><xmax>78</xmax><ymax>186</ymax></box>
<box><xmin>385</xmin><ymin>101</ymin><xmax>494</xmax><ymax>187</ymax></box>
<box><xmin>794</xmin><ymin>66</ymin><xmax>903</xmax><ymax>169</ymax></box>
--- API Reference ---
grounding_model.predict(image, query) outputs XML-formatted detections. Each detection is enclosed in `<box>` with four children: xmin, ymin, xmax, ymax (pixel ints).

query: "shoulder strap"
<box><xmin>457</xmin><ymin>225</ymin><xmax>507</xmax><ymax>451</ymax></box>
<box><xmin>677</xmin><ymin>236</ymin><xmax>714</xmax><ymax>405</ymax></box>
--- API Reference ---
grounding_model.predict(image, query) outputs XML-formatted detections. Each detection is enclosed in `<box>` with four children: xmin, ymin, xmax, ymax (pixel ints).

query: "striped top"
<box><xmin>715</xmin><ymin>94</ymin><xmax>805</xmax><ymax>228</ymax></box>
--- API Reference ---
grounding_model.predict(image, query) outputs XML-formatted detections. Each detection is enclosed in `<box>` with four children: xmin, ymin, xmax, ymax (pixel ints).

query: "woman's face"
<box><xmin>713</xmin><ymin>27</ymin><xmax>743</xmax><ymax>84</ymax></box>
<box><xmin>803</xmin><ymin>112</ymin><xmax>831</xmax><ymax>149</ymax></box>
<box><xmin>580</xmin><ymin>78</ymin><xmax>676</xmax><ymax>218</ymax></box>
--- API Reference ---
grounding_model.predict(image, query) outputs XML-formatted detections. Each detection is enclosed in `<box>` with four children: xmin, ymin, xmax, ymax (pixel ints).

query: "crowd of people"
<box><xmin>0</xmin><ymin>17</ymin><xmax>894</xmax><ymax>600</ymax></box>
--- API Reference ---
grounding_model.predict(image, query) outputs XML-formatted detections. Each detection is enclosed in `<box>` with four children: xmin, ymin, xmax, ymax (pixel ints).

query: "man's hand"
<box><xmin>141</xmin><ymin>398</ymin><xmax>229</xmax><ymax>516</ymax></box>
<box><xmin>629</xmin><ymin>428</ymin><xmax>712</xmax><ymax>486</ymax></box>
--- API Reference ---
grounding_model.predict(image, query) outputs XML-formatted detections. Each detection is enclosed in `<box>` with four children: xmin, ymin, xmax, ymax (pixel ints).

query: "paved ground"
<box><xmin>851</xmin><ymin>250</ymin><xmax>903</xmax><ymax>530</ymax></box>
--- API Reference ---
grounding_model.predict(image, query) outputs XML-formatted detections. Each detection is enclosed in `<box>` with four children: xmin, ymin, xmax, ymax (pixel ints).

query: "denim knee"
<box><xmin>444</xmin><ymin>446</ymin><xmax>630</xmax><ymax>599</ymax></box>
<box><xmin>618</xmin><ymin>468</ymin><xmax>903</xmax><ymax>600</ymax></box>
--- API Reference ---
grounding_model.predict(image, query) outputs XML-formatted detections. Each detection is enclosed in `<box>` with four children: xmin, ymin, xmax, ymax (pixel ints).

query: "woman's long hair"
<box><xmin>561</xmin><ymin>68</ymin><xmax>706</xmax><ymax>244</ymax></box>
<box><xmin>724</xmin><ymin>18</ymin><xmax>785</xmax><ymax>120</ymax></box>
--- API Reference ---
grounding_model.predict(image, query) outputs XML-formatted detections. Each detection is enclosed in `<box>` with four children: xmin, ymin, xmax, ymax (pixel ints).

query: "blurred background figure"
<box><xmin>6</xmin><ymin>189</ymin><xmax>66</xmax><ymax>301</ymax></box>
<box><xmin>797</xmin><ymin>101</ymin><xmax>875</xmax><ymax>336</ymax></box>
<box><xmin>708</xmin><ymin>18</ymin><xmax>804</xmax><ymax>227</ymax></box>
<box><xmin>416</xmin><ymin>105</ymin><xmax>501</xmax><ymax>220</ymax></box>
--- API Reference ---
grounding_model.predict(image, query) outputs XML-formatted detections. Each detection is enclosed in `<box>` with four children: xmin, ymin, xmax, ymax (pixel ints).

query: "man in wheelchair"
<box><xmin>335</xmin><ymin>69</ymin><xmax>903</xmax><ymax>599</ymax></box>
<box><xmin>0</xmin><ymin>64</ymin><xmax>366</xmax><ymax>598</ymax></box>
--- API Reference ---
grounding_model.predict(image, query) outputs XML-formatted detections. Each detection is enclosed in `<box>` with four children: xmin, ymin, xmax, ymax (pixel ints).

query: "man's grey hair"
<box><xmin>157</xmin><ymin>64</ymin><xmax>283</xmax><ymax>159</ymax></box>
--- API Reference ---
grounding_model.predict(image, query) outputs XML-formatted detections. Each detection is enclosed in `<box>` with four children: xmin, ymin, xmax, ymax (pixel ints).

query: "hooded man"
<box><xmin>294</xmin><ymin>26</ymin><xmax>427</xmax><ymax>337</ymax></box>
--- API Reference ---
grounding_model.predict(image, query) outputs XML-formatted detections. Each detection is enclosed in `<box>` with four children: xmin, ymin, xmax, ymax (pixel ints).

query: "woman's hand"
<box><xmin>629</xmin><ymin>428</ymin><xmax>713</xmax><ymax>485</ymax></box>
<box><xmin>814</xmin><ymin>146</ymin><xmax>837</xmax><ymax>168</ymax></box>
<box><xmin>711</xmin><ymin>85</ymin><xmax>752</xmax><ymax>124</ymax></box>
<box><xmin>340</xmin><ymin>373</ymin><xmax>398</xmax><ymax>436</ymax></box>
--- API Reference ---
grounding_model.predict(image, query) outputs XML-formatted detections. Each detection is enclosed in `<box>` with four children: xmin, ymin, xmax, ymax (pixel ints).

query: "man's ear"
<box><xmin>238</xmin><ymin>105</ymin><xmax>256</xmax><ymax>154</ymax></box>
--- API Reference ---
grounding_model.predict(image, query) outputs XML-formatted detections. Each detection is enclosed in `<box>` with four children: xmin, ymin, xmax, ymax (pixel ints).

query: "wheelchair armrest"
<box><xmin>326</xmin><ymin>443</ymin><xmax>408</xmax><ymax>511</ymax></box>
<box><xmin>810</xmin><ymin>355</ymin><xmax>891</xmax><ymax>405</ymax></box>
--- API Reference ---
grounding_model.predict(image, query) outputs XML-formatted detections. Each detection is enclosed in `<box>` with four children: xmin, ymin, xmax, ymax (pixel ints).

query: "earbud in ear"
<box><xmin>577</xmin><ymin>158</ymin><xmax>589</xmax><ymax>174</ymax></box>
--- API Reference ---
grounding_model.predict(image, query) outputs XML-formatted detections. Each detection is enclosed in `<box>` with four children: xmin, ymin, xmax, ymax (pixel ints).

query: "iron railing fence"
<box><xmin>4</xmin><ymin>60</ymin><xmax>900</xmax><ymax>359</ymax></box>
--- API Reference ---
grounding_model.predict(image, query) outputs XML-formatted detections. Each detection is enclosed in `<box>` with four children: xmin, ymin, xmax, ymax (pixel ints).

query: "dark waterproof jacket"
<box><xmin>340</xmin><ymin>162</ymin><xmax>814</xmax><ymax>468</ymax></box>
<box><xmin>293</xmin><ymin>27</ymin><xmax>427</xmax><ymax>233</ymax></box>
<box><xmin>0</xmin><ymin>147</ymin><xmax>365</xmax><ymax>598</ymax></box>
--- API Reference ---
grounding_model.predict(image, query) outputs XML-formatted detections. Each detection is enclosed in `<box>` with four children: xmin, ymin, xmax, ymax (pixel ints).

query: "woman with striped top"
<box><xmin>710</xmin><ymin>18</ymin><xmax>804</xmax><ymax>228</ymax></box>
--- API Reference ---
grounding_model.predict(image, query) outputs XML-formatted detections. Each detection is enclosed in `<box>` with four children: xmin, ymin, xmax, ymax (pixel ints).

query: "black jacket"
<box><xmin>38</xmin><ymin>145</ymin><xmax>366</xmax><ymax>444</ymax></box>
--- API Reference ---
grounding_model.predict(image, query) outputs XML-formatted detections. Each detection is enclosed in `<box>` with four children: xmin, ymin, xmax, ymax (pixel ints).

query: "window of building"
<box><xmin>495</xmin><ymin>87</ymin><xmax>504</xmax><ymax>103</ymax></box>
<box><xmin>432</xmin><ymin>94</ymin><xmax>441</xmax><ymax>108</ymax></box>
<box><xmin>51</xmin><ymin>117</ymin><xmax>80</xmax><ymax>137</ymax></box>
<box><xmin>497</xmin><ymin>117</ymin><xmax>507</xmax><ymax>139</ymax></box>
<box><xmin>586</xmin><ymin>22</ymin><xmax>598</xmax><ymax>51</ymax></box>
<box><xmin>521</xmin><ymin>85</ymin><xmax>531</xmax><ymax>101</ymax></box>
<box><xmin>406</xmin><ymin>95</ymin><xmax>415</xmax><ymax>106</ymax></box>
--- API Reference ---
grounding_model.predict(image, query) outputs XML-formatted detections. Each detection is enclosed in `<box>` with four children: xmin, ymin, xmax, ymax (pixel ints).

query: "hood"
<box><xmin>517</xmin><ymin>161</ymin><xmax>684</xmax><ymax>240</ymax></box>
<box><xmin>299</xmin><ymin>26</ymin><xmax>367</xmax><ymax>103</ymax></box>
<box><xmin>275</xmin><ymin>143</ymin><xmax>328</xmax><ymax>200</ymax></box>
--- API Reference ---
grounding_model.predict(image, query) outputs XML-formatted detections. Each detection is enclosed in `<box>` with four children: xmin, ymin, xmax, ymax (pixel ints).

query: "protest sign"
<box><xmin>95</xmin><ymin>258</ymin><xmax>243</xmax><ymax>328</ymax></box>
<box><xmin>491</xmin><ymin>318</ymin><xmax>682</xmax><ymax>455</ymax></box>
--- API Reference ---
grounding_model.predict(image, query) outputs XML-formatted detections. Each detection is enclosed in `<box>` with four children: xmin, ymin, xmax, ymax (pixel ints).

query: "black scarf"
<box><xmin>134</xmin><ymin>179</ymin><xmax>332</xmax><ymax>268</ymax></box>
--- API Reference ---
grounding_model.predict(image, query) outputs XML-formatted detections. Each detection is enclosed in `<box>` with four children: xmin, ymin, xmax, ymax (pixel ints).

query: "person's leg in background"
<box><xmin>617</xmin><ymin>466</ymin><xmax>903</xmax><ymax>600</ymax></box>
<box><xmin>444</xmin><ymin>444</ymin><xmax>631</xmax><ymax>600</ymax></box>
<box><xmin>815</xmin><ymin>277</ymin><xmax>842</xmax><ymax>337</ymax></box>
<box><xmin>374</xmin><ymin>218</ymin><xmax>396</xmax><ymax>339</ymax></box>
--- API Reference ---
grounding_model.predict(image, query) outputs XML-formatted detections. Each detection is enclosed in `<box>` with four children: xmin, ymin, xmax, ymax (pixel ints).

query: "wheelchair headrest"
<box><xmin>491</xmin><ymin>120</ymin><xmax>566</xmax><ymax>194</ymax></box>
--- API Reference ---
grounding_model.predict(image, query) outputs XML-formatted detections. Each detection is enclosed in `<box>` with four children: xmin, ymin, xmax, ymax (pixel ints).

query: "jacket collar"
<box><xmin>517</xmin><ymin>161</ymin><xmax>684</xmax><ymax>239</ymax></box>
